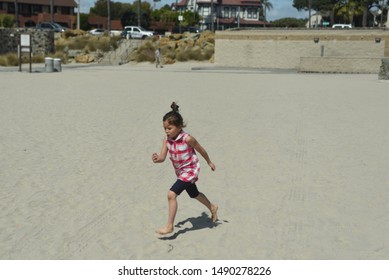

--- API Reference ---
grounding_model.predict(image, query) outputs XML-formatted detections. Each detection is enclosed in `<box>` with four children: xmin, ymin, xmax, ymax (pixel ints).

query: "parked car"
<box><xmin>121</xmin><ymin>29</ymin><xmax>131</xmax><ymax>39</ymax></box>
<box><xmin>332</xmin><ymin>24</ymin><xmax>352</xmax><ymax>29</ymax></box>
<box><xmin>53</xmin><ymin>23</ymin><xmax>68</xmax><ymax>31</ymax></box>
<box><xmin>36</xmin><ymin>22</ymin><xmax>65</xmax><ymax>32</ymax></box>
<box><xmin>88</xmin><ymin>29</ymin><xmax>107</xmax><ymax>36</ymax></box>
<box><xmin>109</xmin><ymin>30</ymin><xmax>122</xmax><ymax>37</ymax></box>
<box><xmin>123</xmin><ymin>26</ymin><xmax>154</xmax><ymax>39</ymax></box>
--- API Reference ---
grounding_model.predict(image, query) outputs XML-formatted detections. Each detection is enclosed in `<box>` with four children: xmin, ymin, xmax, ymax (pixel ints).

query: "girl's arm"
<box><xmin>152</xmin><ymin>139</ymin><xmax>168</xmax><ymax>163</ymax></box>
<box><xmin>186</xmin><ymin>135</ymin><xmax>216</xmax><ymax>171</ymax></box>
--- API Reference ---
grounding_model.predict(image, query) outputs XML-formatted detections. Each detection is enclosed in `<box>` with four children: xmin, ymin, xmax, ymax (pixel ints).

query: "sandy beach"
<box><xmin>0</xmin><ymin>62</ymin><xmax>388</xmax><ymax>260</ymax></box>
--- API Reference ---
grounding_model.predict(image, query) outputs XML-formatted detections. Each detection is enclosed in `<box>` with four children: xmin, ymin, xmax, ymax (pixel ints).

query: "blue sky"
<box><xmin>80</xmin><ymin>0</ymin><xmax>309</xmax><ymax>21</ymax></box>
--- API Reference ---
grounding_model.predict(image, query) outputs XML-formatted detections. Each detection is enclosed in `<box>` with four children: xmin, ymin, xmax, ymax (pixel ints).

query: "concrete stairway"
<box><xmin>98</xmin><ymin>39</ymin><xmax>141</xmax><ymax>65</ymax></box>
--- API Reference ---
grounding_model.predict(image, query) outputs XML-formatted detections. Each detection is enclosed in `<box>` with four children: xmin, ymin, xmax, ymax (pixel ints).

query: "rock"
<box><xmin>67</xmin><ymin>49</ymin><xmax>82</xmax><ymax>58</ymax></box>
<box><xmin>162</xmin><ymin>56</ymin><xmax>175</xmax><ymax>64</ymax></box>
<box><xmin>75</xmin><ymin>54</ymin><xmax>96</xmax><ymax>63</ymax></box>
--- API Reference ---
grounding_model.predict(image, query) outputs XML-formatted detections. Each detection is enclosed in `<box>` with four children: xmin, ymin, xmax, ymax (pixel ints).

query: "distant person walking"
<box><xmin>155</xmin><ymin>48</ymin><xmax>162</xmax><ymax>68</ymax></box>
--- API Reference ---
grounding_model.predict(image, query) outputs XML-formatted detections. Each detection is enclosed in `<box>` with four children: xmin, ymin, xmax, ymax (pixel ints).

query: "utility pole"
<box><xmin>138</xmin><ymin>0</ymin><xmax>141</xmax><ymax>27</ymax></box>
<box><xmin>263</xmin><ymin>3</ymin><xmax>265</xmax><ymax>27</ymax></box>
<box><xmin>50</xmin><ymin>0</ymin><xmax>54</xmax><ymax>23</ymax></box>
<box><xmin>77</xmin><ymin>0</ymin><xmax>80</xmax><ymax>30</ymax></box>
<box><xmin>14</xmin><ymin>0</ymin><xmax>19</xmax><ymax>27</ymax></box>
<box><xmin>308</xmin><ymin>0</ymin><xmax>312</xmax><ymax>28</ymax></box>
<box><xmin>237</xmin><ymin>6</ymin><xmax>240</xmax><ymax>28</ymax></box>
<box><xmin>107</xmin><ymin>0</ymin><xmax>111</xmax><ymax>31</ymax></box>
<box><xmin>211</xmin><ymin>0</ymin><xmax>214</xmax><ymax>31</ymax></box>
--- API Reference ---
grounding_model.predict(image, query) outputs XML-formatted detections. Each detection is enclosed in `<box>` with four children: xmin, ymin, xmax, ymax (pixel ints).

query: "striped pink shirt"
<box><xmin>167</xmin><ymin>131</ymin><xmax>200</xmax><ymax>183</ymax></box>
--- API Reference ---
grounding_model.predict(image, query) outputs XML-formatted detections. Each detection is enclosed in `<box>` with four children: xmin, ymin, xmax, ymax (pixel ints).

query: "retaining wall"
<box><xmin>0</xmin><ymin>28</ymin><xmax>55</xmax><ymax>56</ymax></box>
<box><xmin>215</xmin><ymin>29</ymin><xmax>389</xmax><ymax>73</ymax></box>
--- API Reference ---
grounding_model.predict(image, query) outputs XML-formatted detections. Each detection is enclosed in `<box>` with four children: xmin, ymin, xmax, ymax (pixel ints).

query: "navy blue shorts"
<box><xmin>170</xmin><ymin>180</ymin><xmax>200</xmax><ymax>198</ymax></box>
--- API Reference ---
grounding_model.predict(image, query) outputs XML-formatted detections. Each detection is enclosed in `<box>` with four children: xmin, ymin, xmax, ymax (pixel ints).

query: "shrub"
<box><xmin>130</xmin><ymin>41</ymin><xmax>156</xmax><ymax>62</ymax></box>
<box><xmin>161</xmin><ymin>45</ymin><xmax>176</xmax><ymax>61</ymax></box>
<box><xmin>67</xmin><ymin>36</ymin><xmax>90</xmax><ymax>50</ymax></box>
<box><xmin>5</xmin><ymin>53</ymin><xmax>19</xmax><ymax>66</ymax></box>
<box><xmin>271</xmin><ymin>18</ymin><xmax>306</xmax><ymax>28</ymax></box>
<box><xmin>30</xmin><ymin>55</ymin><xmax>45</xmax><ymax>63</ymax></box>
<box><xmin>0</xmin><ymin>14</ymin><xmax>14</xmax><ymax>27</ymax></box>
<box><xmin>63</xmin><ymin>29</ymin><xmax>86</xmax><ymax>38</ymax></box>
<box><xmin>0</xmin><ymin>56</ymin><xmax>7</xmax><ymax>66</ymax></box>
<box><xmin>176</xmin><ymin>47</ymin><xmax>190</xmax><ymax>62</ymax></box>
<box><xmin>188</xmin><ymin>46</ymin><xmax>203</xmax><ymax>60</ymax></box>
<box><xmin>0</xmin><ymin>53</ymin><xmax>18</xmax><ymax>66</ymax></box>
<box><xmin>202</xmin><ymin>45</ymin><xmax>214</xmax><ymax>60</ymax></box>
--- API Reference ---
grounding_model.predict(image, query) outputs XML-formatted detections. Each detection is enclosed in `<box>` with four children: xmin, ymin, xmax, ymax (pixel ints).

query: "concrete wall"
<box><xmin>299</xmin><ymin>57</ymin><xmax>382</xmax><ymax>73</ymax></box>
<box><xmin>215</xmin><ymin>29</ymin><xmax>389</xmax><ymax>73</ymax></box>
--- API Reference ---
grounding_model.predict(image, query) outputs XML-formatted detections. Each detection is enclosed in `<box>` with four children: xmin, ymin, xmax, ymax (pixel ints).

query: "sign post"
<box><xmin>20</xmin><ymin>33</ymin><xmax>32</xmax><ymax>73</ymax></box>
<box><xmin>178</xmin><ymin>15</ymin><xmax>183</xmax><ymax>33</ymax></box>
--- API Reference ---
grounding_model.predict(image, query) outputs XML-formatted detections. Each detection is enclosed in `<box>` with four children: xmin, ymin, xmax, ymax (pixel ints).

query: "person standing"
<box><xmin>155</xmin><ymin>48</ymin><xmax>162</xmax><ymax>68</ymax></box>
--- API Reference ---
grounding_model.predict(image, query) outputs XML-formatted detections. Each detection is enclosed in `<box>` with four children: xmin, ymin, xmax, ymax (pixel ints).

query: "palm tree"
<box><xmin>336</xmin><ymin>0</ymin><xmax>364</xmax><ymax>25</ymax></box>
<box><xmin>262</xmin><ymin>0</ymin><xmax>273</xmax><ymax>23</ymax></box>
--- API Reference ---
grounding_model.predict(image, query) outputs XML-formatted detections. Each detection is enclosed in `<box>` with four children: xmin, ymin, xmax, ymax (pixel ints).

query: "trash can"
<box><xmin>45</xmin><ymin>57</ymin><xmax>54</xmax><ymax>73</ymax></box>
<box><xmin>53</xmin><ymin>58</ymin><xmax>62</xmax><ymax>72</ymax></box>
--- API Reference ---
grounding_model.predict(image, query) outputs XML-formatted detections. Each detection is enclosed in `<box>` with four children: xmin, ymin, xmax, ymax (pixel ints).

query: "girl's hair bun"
<box><xmin>171</xmin><ymin>102</ymin><xmax>179</xmax><ymax>112</ymax></box>
<box><xmin>163</xmin><ymin>102</ymin><xmax>185</xmax><ymax>127</ymax></box>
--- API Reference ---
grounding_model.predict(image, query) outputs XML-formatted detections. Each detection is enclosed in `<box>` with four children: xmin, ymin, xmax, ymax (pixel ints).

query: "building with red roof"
<box><xmin>174</xmin><ymin>0</ymin><xmax>267</xmax><ymax>30</ymax></box>
<box><xmin>0</xmin><ymin>0</ymin><xmax>77</xmax><ymax>28</ymax></box>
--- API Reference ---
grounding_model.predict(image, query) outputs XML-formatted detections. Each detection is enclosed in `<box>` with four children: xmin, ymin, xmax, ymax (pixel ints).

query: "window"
<box><xmin>247</xmin><ymin>8</ymin><xmax>253</xmax><ymax>19</ymax></box>
<box><xmin>223</xmin><ymin>7</ymin><xmax>230</xmax><ymax>18</ymax></box>
<box><xmin>203</xmin><ymin>7</ymin><xmax>210</xmax><ymax>16</ymax></box>
<box><xmin>62</xmin><ymin>7</ymin><xmax>71</xmax><ymax>15</ymax></box>
<box><xmin>32</xmin><ymin>5</ymin><xmax>42</xmax><ymax>14</ymax></box>
<box><xmin>20</xmin><ymin>4</ymin><xmax>30</xmax><ymax>15</ymax></box>
<box><xmin>231</xmin><ymin>8</ymin><xmax>236</xmax><ymax>17</ymax></box>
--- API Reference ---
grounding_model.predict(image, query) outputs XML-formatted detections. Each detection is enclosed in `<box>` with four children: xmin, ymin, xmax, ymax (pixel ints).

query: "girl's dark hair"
<box><xmin>163</xmin><ymin>102</ymin><xmax>185</xmax><ymax>127</ymax></box>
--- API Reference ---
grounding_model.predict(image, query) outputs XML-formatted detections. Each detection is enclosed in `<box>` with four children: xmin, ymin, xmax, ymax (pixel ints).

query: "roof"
<box><xmin>1</xmin><ymin>0</ymin><xmax>77</xmax><ymax>7</ymax></box>
<box><xmin>176</xmin><ymin>0</ymin><xmax>189</xmax><ymax>6</ymax></box>
<box><xmin>218</xmin><ymin>17</ymin><xmax>266</xmax><ymax>25</ymax></box>
<box><xmin>195</xmin><ymin>0</ymin><xmax>261</xmax><ymax>6</ymax></box>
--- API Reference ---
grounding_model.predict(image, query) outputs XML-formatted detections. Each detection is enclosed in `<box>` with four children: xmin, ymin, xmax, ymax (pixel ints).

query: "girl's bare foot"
<box><xmin>211</xmin><ymin>205</ymin><xmax>218</xmax><ymax>223</ymax></box>
<box><xmin>155</xmin><ymin>225</ymin><xmax>174</xmax><ymax>235</ymax></box>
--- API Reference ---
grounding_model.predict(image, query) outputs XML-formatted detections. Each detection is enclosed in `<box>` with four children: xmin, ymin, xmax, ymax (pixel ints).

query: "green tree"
<box><xmin>335</xmin><ymin>0</ymin><xmax>364</xmax><ymax>24</ymax></box>
<box><xmin>182</xmin><ymin>10</ymin><xmax>200</xmax><ymax>26</ymax></box>
<box><xmin>0</xmin><ymin>14</ymin><xmax>14</xmax><ymax>27</ymax></box>
<box><xmin>360</xmin><ymin>0</ymin><xmax>380</xmax><ymax>27</ymax></box>
<box><xmin>120</xmin><ymin>2</ymin><xmax>152</xmax><ymax>27</ymax></box>
<box><xmin>90</xmin><ymin>0</ymin><xmax>109</xmax><ymax>17</ymax></box>
<box><xmin>90</xmin><ymin>0</ymin><xmax>153</xmax><ymax>28</ymax></box>
<box><xmin>80</xmin><ymin>13</ymin><xmax>91</xmax><ymax>30</ymax></box>
<box><xmin>90</xmin><ymin>0</ymin><xmax>131</xmax><ymax>19</ymax></box>
<box><xmin>262</xmin><ymin>0</ymin><xmax>273</xmax><ymax>22</ymax></box>
<box><xmin>150</xmin><ymin>5</ymin><xmax>200</xmax><ymax>26</ymax></box>
<box><xmin>271</xmin><ymin>17</ymin><xmax>307</xmax><ymax>27</ymax></box>
<box><xmin>292</xmin><ymin>0</ymin><xmax>385</xmax><ymax>27</ymax></box>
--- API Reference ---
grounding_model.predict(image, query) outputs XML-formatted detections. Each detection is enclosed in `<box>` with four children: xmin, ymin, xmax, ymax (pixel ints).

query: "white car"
<box><xmin>332</xmin><ymin>24</ymin><xmax>352</xmax><ymax>29</ymax></box>
<box><xmin>109</xmin><ymin>30</ymin><xmax>122</xmax><ymax>37</ymax></box>
<box><xmin>123</xmin><ymin>26</ymin><xmax>154</xmax><ymax>39</ymax></box>
<box><xmin>88</xmin><ymin>29</ymin><xmax>106</xmax><ymax>36</ymax></box>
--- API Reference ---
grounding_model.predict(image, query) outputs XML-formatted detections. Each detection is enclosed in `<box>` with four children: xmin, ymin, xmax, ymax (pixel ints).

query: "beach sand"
<box><xmin>0</xmin><ymin>62</ymin><xmax>388</xmax><ymax>259</ymax></box>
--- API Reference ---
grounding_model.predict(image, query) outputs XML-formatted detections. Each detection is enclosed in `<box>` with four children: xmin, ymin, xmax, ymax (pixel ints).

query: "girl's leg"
<box><xmin>156</xmin><ymin>190</ymin><xmax>177</xmax><ymax>235</ymax></box>
<box><xmin>195</xmin><ymin>192</ymin><xmax>218</xmax><ymax>223</ymax></box>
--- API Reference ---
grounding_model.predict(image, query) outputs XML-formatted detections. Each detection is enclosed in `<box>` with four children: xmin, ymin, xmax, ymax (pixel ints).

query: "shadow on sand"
<box><xmin>158</xmin><ymin>212</ymin><xmax>224</xmax><ymax>240</ymax></box>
